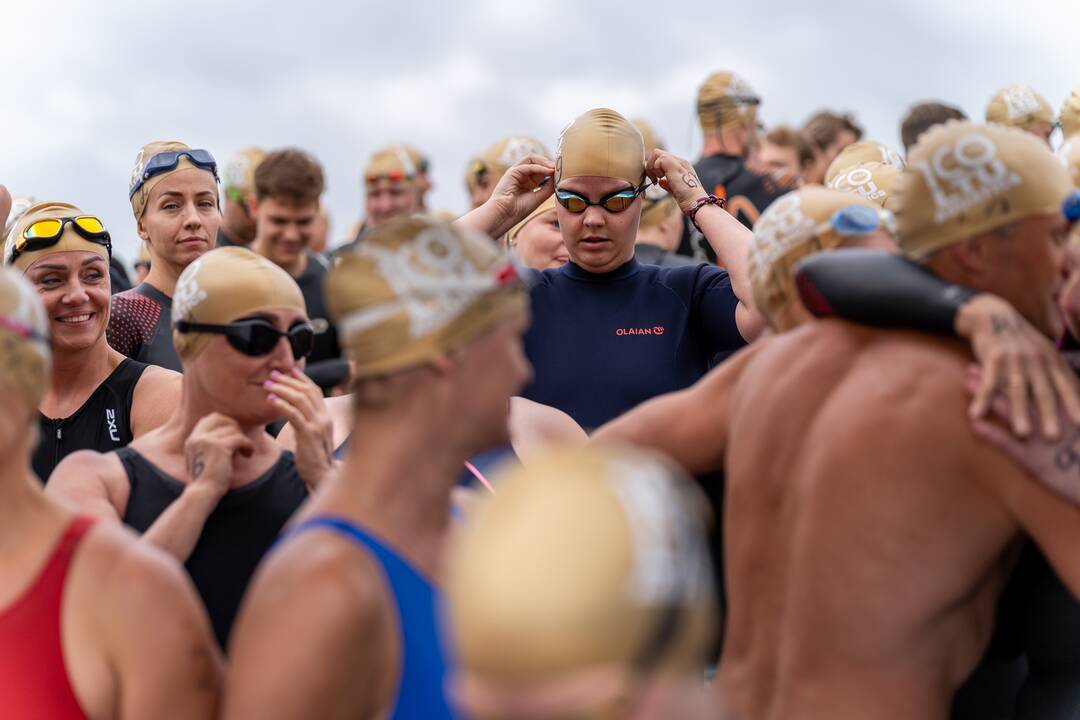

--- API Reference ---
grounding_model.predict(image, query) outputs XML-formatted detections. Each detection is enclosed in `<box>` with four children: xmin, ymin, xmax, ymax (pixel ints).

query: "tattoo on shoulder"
<box><xmin>1054</xmin><ymin>430</ymin><xmax>1080</xmax><ymax>475</ymax></box>
<box><xmin>190</xmin><ymin>451</ymin><xmax>205</xmax><ymax>480</ymax></box>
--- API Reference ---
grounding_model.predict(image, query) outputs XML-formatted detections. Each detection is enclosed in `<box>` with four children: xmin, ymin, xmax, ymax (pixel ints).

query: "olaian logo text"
<box><xmin>616</xmin><ymin>326</ymin><xmax>666</xmax><ymax>336</ymax></box>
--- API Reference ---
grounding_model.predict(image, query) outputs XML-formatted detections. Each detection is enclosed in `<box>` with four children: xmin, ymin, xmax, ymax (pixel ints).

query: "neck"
<box><xmin>156</xmin><ymin>386</ymin><xmax>274</xmax><ymax>467</ymax></box>
<box><xmin>702</xmin><ymin>130</ymin><xmax>744</xmax><ymax>159</ymax></box>
<box><xmin>141</xmin><ymin>259</ymin><xmax>183</xmax><ymax>297</ymax></box>
<box><xmin>44</xmin><ymin>339</ymin><xmax>119</xmax><ymax>409</ymax></box>
<box><xmin>323</xmin><ymin>407</ymin><xmax>466</xmax><ymax>571</ymax></box>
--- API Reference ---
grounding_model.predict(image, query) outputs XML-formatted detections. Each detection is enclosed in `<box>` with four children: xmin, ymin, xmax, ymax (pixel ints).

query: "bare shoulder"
<box><xmin>131</xmin><ymin>365</ymin><xmax>182</xmax><ymax>435</ymax></box>
<box><xmin>135</xmin><ymin>364</ymin><xmax>182</xmax><ymax>398</ymax></box>
<box><xmin>510</xmin><ymin>397</ymin><xmax>586</xmax><ymax>454</ymax></box>
<box><xmin>46</xmin><ymin>450</ymin><xmax>129</xmax><ymax>517</ymax></box>
<box><xmin>226</xmin><ymin>528</ymin><xmax>397</xmax><ymax>718</ymax></box>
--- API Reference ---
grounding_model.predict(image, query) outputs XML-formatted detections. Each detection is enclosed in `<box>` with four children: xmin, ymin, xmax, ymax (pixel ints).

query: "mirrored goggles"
<box><xmin>9</xmin><ymin>216</ymin><xmax>112</xmax><ymax>264</ymax></box>
<box><xmin>555</xmin><ymin>182</ymin><xmax>651</xmax><ymax>214</ymax></box>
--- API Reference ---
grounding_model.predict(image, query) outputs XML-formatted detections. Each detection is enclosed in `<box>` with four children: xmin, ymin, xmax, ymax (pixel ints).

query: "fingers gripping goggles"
<box><xmin>129</xmin><ymin>149</ymin><xmax>220</xmax><ymax>200</ymax></box>
<box><xmin>9</xmin><ymin>216</ymin><xmax>112</xmax><ymax>264</ymax></box>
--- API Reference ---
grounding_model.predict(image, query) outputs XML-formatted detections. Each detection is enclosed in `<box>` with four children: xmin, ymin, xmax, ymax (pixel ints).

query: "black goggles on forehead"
<box><xmin>174</xmin><ymin>318</ymin><xmax>315</xmax><ymax>359</ymax></box>
<box><xmin>554</xmin><ymin>181</ymin><xmax>651</xmax><ymax>214</ymax></box>
<box><xmin>129</xmin><ymin>149</ymin><xmax>220</xmax><ymax>199</ymax></box>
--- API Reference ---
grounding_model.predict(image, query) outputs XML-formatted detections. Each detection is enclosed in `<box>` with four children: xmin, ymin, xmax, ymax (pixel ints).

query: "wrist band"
<box><xmin>685</xmin><ymin>195</ymin><xmax>725</xmax><ymax>231</ymax></box>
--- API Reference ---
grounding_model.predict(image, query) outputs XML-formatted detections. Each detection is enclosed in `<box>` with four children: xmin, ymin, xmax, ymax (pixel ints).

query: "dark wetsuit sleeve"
<box><xmin>793</xmin><ymin>249</ymin><xmax>976</xmax><ymax>335</ymax></box>
<box><xmin>694</xmin><ymin>265</ymin><xmax>746</xmax><ymax>352</ymax></box>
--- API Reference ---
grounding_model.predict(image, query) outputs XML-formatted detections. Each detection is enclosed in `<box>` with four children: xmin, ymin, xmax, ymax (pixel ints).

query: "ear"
<box><xmin>136</xmin><ymin>216</ymin><xmax>151</xmax><ymax>243</ymax></box>
<box><xmin>427</xmin><ymin>351</ymin><xmax>456</xmax><ymax>378</ymax></box>
<box><xmin>947</xmin><ymin>237</ymin><xmax>987</xmax><ymax>276</ymax></box>
<box><xmin>246</xmin><ymin>194</ymin><xmax>259</xmax><ymax>217</ymax></box>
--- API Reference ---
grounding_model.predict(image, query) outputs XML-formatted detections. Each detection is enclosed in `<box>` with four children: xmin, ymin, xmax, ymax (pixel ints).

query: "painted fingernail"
<box><xmin>270</xmin><ymin>370</ymin><xmax>282</xmax><ymax>378</ymax></box>
<box><xmin>263</xmin><ymin>380</ymin><xmax>274</xmax><ymax>389</ymax></box>
<box><xmin>268</xmin><ymin>393</ymin><xmax>279</xmax><ymax>402</ymax></box>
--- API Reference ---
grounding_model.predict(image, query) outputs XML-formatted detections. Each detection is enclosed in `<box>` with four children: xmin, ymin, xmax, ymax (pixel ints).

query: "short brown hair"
<box><xmin>762</xmin><ymin>126</ymin><xmax>815</xmax><ymax>168</ymax></box>
<box><xmin>254</xmin><ymin>148</ymin><xmax>324</xmax><ymax>204</ymax></box>
<box><xmin>900</xmin><ymin>101</ymin><xmax>967</xmax><ymax>153</ymax></box>
<box><xmin>802</xmin><ymin>111</ymin><xmax>864</xmax><ymax>152</ymax></box>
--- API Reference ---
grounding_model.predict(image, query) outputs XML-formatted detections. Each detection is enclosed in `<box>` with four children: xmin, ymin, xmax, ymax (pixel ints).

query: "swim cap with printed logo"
<box><xmin>465</xmin><ymin>136</ymin><xmax>550</xmax><ymax>192</ymax></box>
<box><xmin>224</xmin><ymin>147</ymin><xmax>266</xmax><ymax>204</ymax></box>
<box><xmin>825</xmin><ymin>140</ymin><xmax>904</xmax><ymax>186</ymax></box>
<box><xmin>827</xmin><ymin>162</ymin><xmax>901</xmax><ymax>210</ymax></box>
<box><xmin>895</xmin><ymin>120</ymin><xmax>1071</xmax><ymax>259</ymax></box>
<box><xmin>985</xmin><ymin>84</ymin><xmax>1055</xmax><ymax>129</ymax></box>
<box><xmin>5</xmin><ymin>202</ymin><xmax>111</xmax><ymax>273</ymax></box>
<box><xmin>1060</xmin><ymin>87</ymin><xmax>1080</xmax><ymax>141</ymax></box>
<box><xmin>0</xmin><ymin>266</ymin><xmax>50</xmax><ymax>410</ymax></box>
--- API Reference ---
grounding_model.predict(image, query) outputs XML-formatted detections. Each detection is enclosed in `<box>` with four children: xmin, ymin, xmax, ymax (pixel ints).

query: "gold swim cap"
<box><xmin>0</xmin><ymin>267</ymin><xmax>50</xmax><ymax>410</ymax></box>
<box><xmin>1060</xmin><ymin>139</ymin><xmax>1080</xmax><ymax>189</ymax></box>
<box><xmin>2</xmin><ymin>195</ymin><xmax>36</xmax><ymax>243</ymax></box>
<box><xmin>639</xmin><ymin>184</ymin><xmax>680</xmax><ymax>230</ymax></box>
<box><xmin>171</xmin><ymin>246</ymin><xmax>306</xmax><ymax>362</ymax></box>
<box><xmin>824</xmin><ymin>140</ymin><xmax>904</xmax><ymax>185</ymax></box>
<box><xmin>827</xmin><ymin>161</ymin><xmax>901</xmax><ymax>210</ymax></box>
<box><xmin>697</xmin><ymin>71</ymin><xmax>760</xmax><ymax>132</ymax></box>
<box><xmin>129</xmin><ymin>140</ymin><xmax>215</xmax><ymax>218</ymax></box>
<box><xmin>1061</xmin><ymin>87</ymin><xmax>1080</xmax><ymax>141</ymax></box>
<box><xmin>631</xmin><ymin>118</ymin><xmax>665</xmax><ymax>154</ymax></box>
<box><xmin>5</xmin><ymin>202</ymin><xmax>111</xmax><ymax>273</ymax></box>
<box><xmin>985</xmin><ymin>84</ymin><xmax>1055</xmax><ymax>129</ymax></box>
<box><xmin>507</xmin><ymin>195</ymin><xmax>556</xmax><ymax>245</ymax></box>
<box><xmin>327</xmin><ymin>218</ymin><xmax>527</xmax><ymax>379</ymax></box>
<box><xmin>445</xmin><ymin>445</ymin><xmax>716</xmax><ymax>685</ymax></box>
<box><xmin>466</xmin><ymin>136</ymin><xmax>551</xmax><ymax>191</ymax></box>
<box><xmin>750</xmin><ymin>186</ymin><xmax>888</xmax><ymax>324</ymax></box>
<box><xmin>556</xmin><ymin>109</ymin><xmax>645</xmax><ymax>188</ymax></box>
<box><xmin>364</xmin><ymin>146</ymin><xmax>418</xmax><ymax>190</ymax></box>
<box><xmin>224</xmin><ymin>147</ymin><xmax>266</xmax><ymax>203</ymax></box>
<box><xmin>895</xmin><ymin>120</ymin><xmax>1072</xmax><ymax>260</ymax></box>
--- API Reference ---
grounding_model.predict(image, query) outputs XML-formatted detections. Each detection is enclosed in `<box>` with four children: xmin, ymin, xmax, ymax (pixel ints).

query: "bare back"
<box><xmin>717</xmin><ymin>320</ymin><xmax>1025</xmax><ymax>720</ymax></box>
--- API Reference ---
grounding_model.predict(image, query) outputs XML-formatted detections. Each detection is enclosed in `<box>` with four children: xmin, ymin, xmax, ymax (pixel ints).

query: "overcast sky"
<box><xmin>2</xmin><ymin>0</ymin><xmax>1077</xmax><ymax>265</ymax></box>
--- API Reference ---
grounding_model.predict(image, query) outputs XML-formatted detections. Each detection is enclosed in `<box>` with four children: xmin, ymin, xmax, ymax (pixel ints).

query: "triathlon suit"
<box><xmin>283</xmin><ymin>516</ymin><xmax>456</xmax><ymax>719</ymax></box>
<box><xmin>117</xmin><ymin>448</ymin><xmax>307</xmax><ymax>649</ymax></box>
<box><xmin>633</xmin><ymin>244</ymin><xmax>700</xmax><ymax>268</ymax></box>
<box><xmin>33</xmin><ymin>358</ymin><xmax>147</xmax><ymax>484</ymax></box>
<box><xmin>294</xmin><ymin>251</ymin><xmax>342</xmax><ymax>369</ymax></box>
<box><xmin>522</xmin><ymin>259</ymin><xmax>744</xmax><ymax>429</ymax></box>
<box><xmin>107</xmin><ymin>283</ymin><xmax>182</xmax><ymax>371</ymax></box>
<box><xmin>0</xmin><ymin>515</ymin><xmax>94</xmax><ymax>720</ymax></box>
<box><xmin>694</xmin><ymin>153</ymin><xmax>796</xmax><ymax>230</ymax></box>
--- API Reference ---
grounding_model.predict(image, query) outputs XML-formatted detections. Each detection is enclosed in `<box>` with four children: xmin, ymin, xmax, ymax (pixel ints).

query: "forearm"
<box><xmin>142</xmin><ymin>485</ymin><xmax>221</xmax><ymax>561</ymax></box>
<box><xmin>453</xmin><ymin>202</ymin><xmax>516</xmax><ymax>241</ymax></box>
<box><xmin>793</xmin><ymin>249</ymin><xmax>977</xmax><ymax>335</ymax></box>
<box><xmin>695</xmin><ymin>204</ymin><xmax>755</xmax><ymax>304</ymax></box>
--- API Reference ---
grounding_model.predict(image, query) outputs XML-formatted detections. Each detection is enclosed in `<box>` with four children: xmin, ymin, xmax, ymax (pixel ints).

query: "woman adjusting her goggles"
<box><xmin>455</xmin><ymin>107</ymin><xmax>767</xmax><ymax>429</ymax></box>
<box><xmin>4</xmin><ymin>202</ymin><xmax>183</xmax><ymax>483</ymax></box>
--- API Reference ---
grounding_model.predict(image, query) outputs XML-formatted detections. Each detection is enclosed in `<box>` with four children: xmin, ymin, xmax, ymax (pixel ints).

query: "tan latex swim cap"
<box><xmin>824</xmin><ymin>140</ymin><xmax>904</xmax><ymax>185</ymax></box>
<box><xmin>130</xmin><ymin>140</ymin><xmax>215</xmax><ymax>218</ymax></box>
<box><xmin>750</xmin><ymin>186</ymin><xmax>888</xmax><ymax>324</ymax></box>
<box><xmin>896</xmin><ymin>121</ymin><xmax>1071</xmax><ymax>260</ymax></box>
<box><xmin>0</xmin><ymin>266</ymin><xmax>50</xmax><ymax>410</ymax></box>
<box><xmin>445</xmin><ymin>445</ymin><xmax>716</xmax><ymax>686</ymax></box>
<box><xmin>507</xmin><ymin>195</ymin><xmax>556</xmax><ymax>245</ymax></box>
<box><xmin>1060</xmin><ymin>139</ymin><xmax>1080</xmax><ymax>189</ymax></box>
<box><xmin>328</xmin><ymin>218</ymin><xmax>527</xmax><ymax>379</ymax></box>
<box><xmin>224</xmin><ymin>147</ymin><xmax>266</xmax><ymax>202</ymax></box>
<box><xmin>985</xmin><ymin>84</ymin><xmax>1054</xmax><ymax>129</ymax></box>
<box><xmin>1061</xmin><ymin>88</ymin><xmax>1080</xmax><ymax>140</ymax></box>
<box><xmin>697</xmin><ymin>71</ymin><xmax>760</xmax><ymax>132</ymax></box>
<box><xmin>5</xmin><ymin>202</ymin><xmax>111</xmax><ymax>273</ymax></box>
<box><xmin>466</xmin><ymin>136</ymin><xmax>551</xmax><ymax>191</ymax></box>
<box><xmin>364</xmin><ymin>146</ymin><xmax>418</xmax><ymax>190</ymax></box>
<box><xmin>827</xmin><ymin>161</ymin><xmax>901</xmax><ymax>210</ymax></box>
<box><xmin>555</xmin><ymin>109</ymin><xmax>645</xmax><ymax>188</ymax></box>
<box><xmin>639</xmin><ymin>184</ymin><xmax>680</xmax><ymax>230</ymax></box>
<box><xmin>631</xmin><ymin>118</ymin><xmax>665</xmax><ymax>153</ymax></box>
<box><xmin>171</xmin><ymin>246</ymin><xmax>306</xmax><ymax>362</ymax></box>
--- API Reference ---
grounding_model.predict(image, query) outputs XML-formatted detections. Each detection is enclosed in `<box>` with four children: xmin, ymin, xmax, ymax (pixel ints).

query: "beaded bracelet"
<box><xmin>685</xmin><ymin>194</ymin><xmax>726</xmax><ymax>231</ymax></box>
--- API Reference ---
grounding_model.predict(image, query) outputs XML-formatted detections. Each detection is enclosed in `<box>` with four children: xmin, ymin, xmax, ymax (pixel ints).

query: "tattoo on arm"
<box><xmin>1054</xmin><ymin>430</ymin><xmax>1080</xmax><ymax>475</ymax></box>
<box><xmin>189</xmin><ymin>451</ymin><xmax>205</xmax><ymax>480</ymax></box>
<box><xmin>682</xmin><ymin>173</ymin><xmax>699</xmax><ymax>189</ymax></box>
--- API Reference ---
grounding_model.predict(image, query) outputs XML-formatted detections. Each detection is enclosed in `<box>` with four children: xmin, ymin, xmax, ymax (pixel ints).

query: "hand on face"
<box><xmin>646</xmin><ymin>150</ymin><xmax>707</xmax><ymax>213</ymax></box>
<box><xmin>263</xmin><ymin>367</ymin><xmax>335</xmax><ymax>489</ymax></box>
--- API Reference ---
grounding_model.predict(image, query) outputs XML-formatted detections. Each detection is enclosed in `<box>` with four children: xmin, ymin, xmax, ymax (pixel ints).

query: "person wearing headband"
<box><xmin>465</xmin><ymin>135</ymin><xmax>551</xmax><ymax>210</ymax></box>
<box><xmin>0</xmin><ymin>267</ymin><xmax>222</xmax><ymax>718</ymax></box>
<box><xmin>629</xmin><ymin>120</ymin><xmax>1080</xmax><ymax>720</ymax></box>
<box><xmin>48</xmin><ymin>247</ymin><xmax>331</xmax><ymax>649</ymax></box>
<box><xmin>444</xmin><ymin>445</ymin><xmax>717</xmax><ymax>720</ymax></box>
<box><xmin>226</xmin><ymin>218</ymin><xmax>530</xmax><ymax>720</ymax></box>
<box><xmin>107</xmin><ymin>140</ymin><xmax>221</xmax><ymax>371</ymax></box>
<box><xmin>218</xmin><ymin>146</ymin><xmax>266</xmax><ymax>248</ymax></box>
<box><xmin>248</xmin><ymin>148</ymin><xmax>342</xmax><ymax>389</ymax></box>
<box><xmin>986</xmin><ymin>83</ymin><xmax>1056</xmax><ymax>147</ymax></box>
<box><xmin>694</xmin><ymin>71</ymin><xmax>799</xmax><ymax>232</ymax></box>
<box><xmin>3</xmin><ymin>202</ymin><xmax>181</xmax><ymax>483</ymax></box>
<box><xmin>458</xmin><ymin>107</ymin><xmax>766</xmax><ymax>429</ymax></box>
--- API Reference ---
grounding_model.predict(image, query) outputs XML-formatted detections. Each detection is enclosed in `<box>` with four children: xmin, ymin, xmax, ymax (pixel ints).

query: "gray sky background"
<box><xmin>2</xmin><ymin>0</ymin><xmax>1078</xmax><ymax>267</ymax></box>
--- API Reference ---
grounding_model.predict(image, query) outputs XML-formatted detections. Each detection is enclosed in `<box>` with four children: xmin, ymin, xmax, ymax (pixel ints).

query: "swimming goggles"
<box><xmin>129</xmin><ymin>149</ymin><xmax>219</xmax><ymax>200</ymax></box>
<box><xmin>8</xmin><ymin>216</ymin><xmax>112</xmax><ymax>264</ymax></box>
